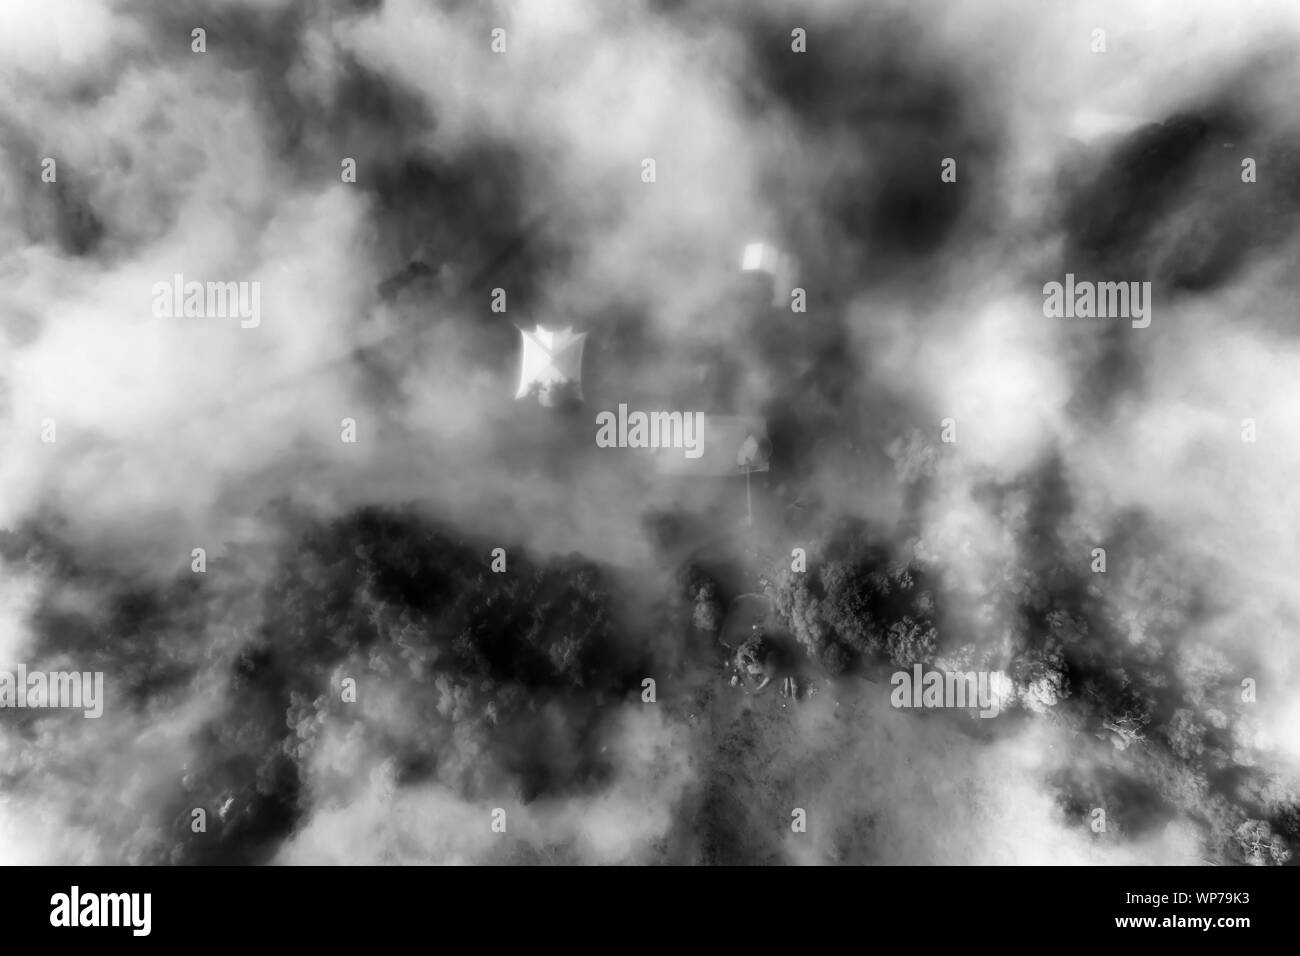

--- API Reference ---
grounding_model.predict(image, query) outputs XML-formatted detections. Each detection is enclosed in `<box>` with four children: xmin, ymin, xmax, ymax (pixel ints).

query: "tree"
<box><xmin>885</xmin><ymin>617</ymin><xmax>937</xmax><ymax>668</ymax></box>
<box><xmin>817</xmin><ymin>561</ymin><xmax>875</xmax><ymax>654</ymax></box>
<box><xmin>1015</xmin><ymin>646</ymin><xmax>1071</xmax><ymax>715</ymax></box>
<box><xmin>691</xmin><ymin>579</ymin><xmax>723</xmax><ymax>636</ymax></box>
<box><xmin>819</xmin><ymin>640</ymin><xmax>851</xmax><ymax>676</ymax></box>
<box><xmin>1235</xmin><ymin>819</ymin><xmax>1292</xmax><ymax>866</ymax></box>
<box><xmin>1165</xmin><ymin>709</ymin><xmax>1206</xmax><ymax>762</ymax></box>
<box><xmin>766</xmin><ymin>521</ymin><xmax>941</xmax><ymax>671</ymax></box>
<box><xmin>768</xmin><ymin>567</ymin><xmax>829</xmax><ymax>658</ymax></box>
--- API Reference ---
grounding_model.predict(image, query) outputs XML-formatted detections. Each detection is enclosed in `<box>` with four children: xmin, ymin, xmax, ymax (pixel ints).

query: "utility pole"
<box><xmin>745</xmin><ymin>463</ymin><xmax>752</xmax><ymax>527</ymax></box>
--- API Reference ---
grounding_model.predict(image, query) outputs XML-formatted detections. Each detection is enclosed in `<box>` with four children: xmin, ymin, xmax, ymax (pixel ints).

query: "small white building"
<box><xmin>515</xmin><ymin>324</ymin><xmax>588</xmax><ymax>406</ymax></box>
<box><xmin>741</xmin><ymin>241</ymin><xmax>800</xmax><ymax>308</ymax></box>
<box><xmin>1062</xmin><ymin>109</ymin><xmax>1151</xmax><ymax>145</ymax></box>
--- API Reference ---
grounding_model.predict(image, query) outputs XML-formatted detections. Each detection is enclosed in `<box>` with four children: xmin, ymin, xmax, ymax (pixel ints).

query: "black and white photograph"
<box><xmin>0</xmin><ymin>0</ymin><xmax>1296</xmax><ymax>927</ymax></box>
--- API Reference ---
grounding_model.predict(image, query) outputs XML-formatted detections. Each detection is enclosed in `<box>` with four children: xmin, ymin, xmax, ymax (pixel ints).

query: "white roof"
<box><xmin>515</xmin><ymin>324</ymin><xmax>587</xmax><ymax>401</ymax></box>
<box><xmin>1064</xmin><ymin>110</ymin><xmax>1151</xmax><ymax>143</ymax></box>
<box><xmin>741</xmin><ymin>242</ymin><xmax>800</xmax><ymax>307</ymax></box>
<box><xmin>741</xmin><ymin>242</ymin><xmax>782</xmax><ymax>273</ymax></box>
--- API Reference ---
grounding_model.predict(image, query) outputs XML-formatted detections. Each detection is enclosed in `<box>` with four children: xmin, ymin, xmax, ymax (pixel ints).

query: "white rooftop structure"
<box><xmin>515</xmin><ymin>324</ymin><xmax>587</xmax><ymax>406</ymax></box>
<box><xmin>1063</xmin><ymin>109</ymin><xmax>1152</xmax><ymax>144</ymax></box>
<box><xmin>741</xmin><ymin>242</ymin><xmax>800</xmax><ymax>308</ymax></box>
